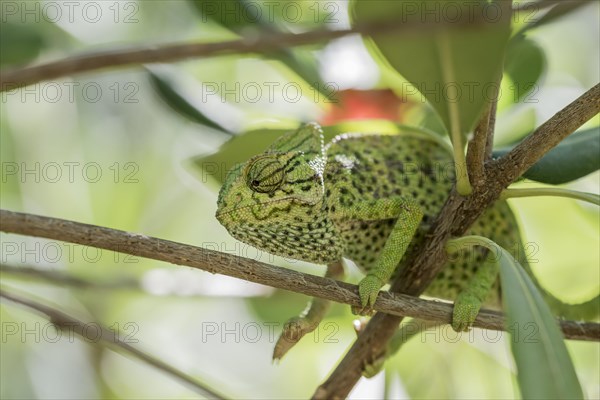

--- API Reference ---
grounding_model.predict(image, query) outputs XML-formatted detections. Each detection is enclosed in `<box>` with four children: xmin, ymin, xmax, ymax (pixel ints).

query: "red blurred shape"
<box><xmin>320</xmin><ymin>89</ymin><xmax>408</xmax><ymax>125</ymax></box>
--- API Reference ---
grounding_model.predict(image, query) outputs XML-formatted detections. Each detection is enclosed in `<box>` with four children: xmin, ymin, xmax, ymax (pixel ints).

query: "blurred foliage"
<box><xmin>187</xmin><ymin>0</ymin><xmax>332</xmax><ymax>100</ymax></box>
<box><xmin>504</xmin><ymin>36</ymin><xmax>546</xmax><ymax>102</ymax></box>
<box><xmin>1</xmin><ymin>0</ymin><xmax>599</xmax><ymax>399</ymax></box>
<box><xmin>147</xmin><ymin>67</ymin><xmax>234</xmax><ymax>134</ymax></box>
<box><xmin>1</xmin><ymin>22</ymin><xmax>46</xmax><ymax>67</ymax></box>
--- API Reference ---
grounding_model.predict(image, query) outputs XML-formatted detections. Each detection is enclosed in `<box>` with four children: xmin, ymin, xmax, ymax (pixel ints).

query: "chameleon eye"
<box><xmin>246</xmin><ymin>156</ymin><xmax>285</xmax><ymax>193</ymax></box>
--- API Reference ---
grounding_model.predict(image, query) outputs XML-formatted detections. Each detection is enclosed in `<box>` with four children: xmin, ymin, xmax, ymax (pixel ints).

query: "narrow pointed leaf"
<box><xmin>448</xmin><ymin>236</ymin><xmax>584</xmax><ymax>399</ymax></box>
<box><xmin>188</xmin><ymin>0</ymin><xmax>333</xmax><ymax>100</ymax></box>
<box><xmin>147</xmin><ymin>69</ymin><xmax>233</xmax><ymax>135</ymax></box>
<box><xmin>497</xmin><ymin>244</ymin><xmax>584</xmax><ymax>399</ymax></box>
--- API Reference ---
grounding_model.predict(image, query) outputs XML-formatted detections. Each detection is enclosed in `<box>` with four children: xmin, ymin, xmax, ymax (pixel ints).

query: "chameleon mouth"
<box><xmin>215</xmin><ymin>198</ymin><xmax>291</xmax><ymax>219</ymax></box>
<box><xmin>215</xmin><ymin>196</ymin><xmax>321</xmax><ymax>221</ymax></box>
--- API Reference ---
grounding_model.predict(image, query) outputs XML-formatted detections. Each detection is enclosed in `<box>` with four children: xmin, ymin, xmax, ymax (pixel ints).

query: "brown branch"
<box><xmin>1</xmin><ymin>13</ymin><xmax>514</xmax><ymax>92</ymax></box>
<box><xmin>1</xmin><ymin>209</ymin><xmax>597</xmax><ymax>342</ymax></box>
<box><xmin>313</xmin><ymin>83</ymin><xmax>600</xmax><ymax>398</ymax></box>
<box><xmin>0</xmin><ymin>288</ymin><xmax>226</xmax><ymax>399</ymax></box>
<box><xmin>467</xmin><ymin>61</ymin><xmax>504</xmax><ymax>184</ymax></box>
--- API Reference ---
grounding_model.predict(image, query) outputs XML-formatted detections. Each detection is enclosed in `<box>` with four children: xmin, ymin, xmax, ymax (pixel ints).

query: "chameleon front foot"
<box><xmin>356</xmin><ymin>274</ymin><xmax>385</xmax><ymax>314</ymax></box>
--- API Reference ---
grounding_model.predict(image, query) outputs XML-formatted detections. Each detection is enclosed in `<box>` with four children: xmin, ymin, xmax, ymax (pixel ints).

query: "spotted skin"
<box><xmin>216</xmin><ymin>122</ymin><xmax>524</xmax><ymax>330</ymax></box>
<box><xmin>217</xmin><ymin>122</ymin><xmax>598</xmax><ymax>362</ymax></box>
<box><xmin>217</xmin><ymin>123</ymin><xmax>517</xmax><ymax>300</ymax></box>
<box><xmin>215</xmin><ymin>123</ymin><xmax>522</xmax><ymax>361</ymax></box>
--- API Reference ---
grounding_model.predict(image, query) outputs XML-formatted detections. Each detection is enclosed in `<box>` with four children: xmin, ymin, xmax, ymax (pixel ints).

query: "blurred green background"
<box><xmin>1</xmin><ymin>1</ymin><xmax>598</xmax><ymax>398</ymax></box>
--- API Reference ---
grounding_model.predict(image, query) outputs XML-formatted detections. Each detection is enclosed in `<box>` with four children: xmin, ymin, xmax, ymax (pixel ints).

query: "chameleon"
<box><xmin>215</xmin><ymin>122</ymin><xmax>599</xmax><ymax>361</ymax></box>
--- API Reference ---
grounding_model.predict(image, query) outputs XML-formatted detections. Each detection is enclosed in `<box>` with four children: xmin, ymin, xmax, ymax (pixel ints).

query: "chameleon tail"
<box><xmin>272</xmin><ymin>261</ymin><xmax>344</xmax><ymax>361</ymax></box>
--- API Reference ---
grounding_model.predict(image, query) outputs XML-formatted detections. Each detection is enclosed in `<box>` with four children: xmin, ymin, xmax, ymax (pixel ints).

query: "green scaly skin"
<box><xmin>215</xmin><ymin>122</ymin><xmax>599</xmax><ymax>363</ymax></box>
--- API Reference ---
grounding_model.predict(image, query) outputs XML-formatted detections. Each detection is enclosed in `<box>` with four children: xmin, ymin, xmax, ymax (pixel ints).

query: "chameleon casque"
<box><xmin>216</xmin><ymin>122</ymin><xmax>599</xmax><ymax>362</ymax></box>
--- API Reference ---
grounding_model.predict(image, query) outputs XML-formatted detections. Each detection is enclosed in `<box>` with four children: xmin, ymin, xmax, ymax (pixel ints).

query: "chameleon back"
<box><xmin>216</xmin><ymin>124</ymin><xmax>524</xmax><ymax>306</ymax></box>
<box><xmin>324</xmin><ymin>133</ymin><xmax>523</xmax><ymax>304</ymax></box>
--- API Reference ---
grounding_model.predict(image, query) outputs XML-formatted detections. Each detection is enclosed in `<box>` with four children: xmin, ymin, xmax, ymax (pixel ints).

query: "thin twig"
<box><xmin>313</xmin><ymin>83</ymin><xmax>600</xmax><ymax>398</ymax></box>
<box><xmin>0</xmin><ymin>209</ymin><xmax>596</xmax><ymax>341</ymax></box>
<box><xmin>0</xmin><ymin>287</ymin><xmax>226</xmax><ymax>399</ymax></box>
<box><xmin>1</xmin><ymin>263</ymin><xmax>139</xmax><ymax>289</ymax></box>
<box><xmin>1</xmin><ymin>15</ymin><xmax>511</xmax><ymax>92</ymax></box>
<box><xmin>467</xmin><ymin>65</ymin><xmax>503</xmax><ymax>183</ymax></box>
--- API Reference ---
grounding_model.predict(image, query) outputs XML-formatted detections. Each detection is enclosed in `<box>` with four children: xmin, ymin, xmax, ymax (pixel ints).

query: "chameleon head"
<box><xmin>215</xmin><ymin>123</ymin><xmax>342</xmax><ymax>263</ymax></box>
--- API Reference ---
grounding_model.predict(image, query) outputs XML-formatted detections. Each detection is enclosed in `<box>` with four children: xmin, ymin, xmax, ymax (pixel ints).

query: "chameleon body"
<box><xmin>215</xmin><ymin>123</ymin><xmax>598</xmax><ymax>360</ymax></box>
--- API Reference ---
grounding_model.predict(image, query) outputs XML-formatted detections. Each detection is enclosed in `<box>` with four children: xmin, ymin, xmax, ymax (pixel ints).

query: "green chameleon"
<box><xmin>215</xmin><ymin>122</ymin><xmax>599</xmax><ymax>361</ymax></box>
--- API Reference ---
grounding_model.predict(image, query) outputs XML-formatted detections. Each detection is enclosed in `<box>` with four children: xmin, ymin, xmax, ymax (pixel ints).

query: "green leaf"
<box><xmin>147</xmin><ymin>68</ymin><xmax>233</xmax><ymax>135</ymax></box>
<box><xmin>447</xmin><ymin>236</ymin><xmax>584</xmax><ymax>399</ymax></box>
<box><xmin>351</xmin><ymin>0</ymin><xmax>511</xmax><ymax>138</ymax></box>
<box><xmin>504</xmin><ymin>36</ymin><xmax>546</xmax><ymax>102</ymax></box>
<box><xmin>494</xmin><ymin>127</ymin><xmax>600</xmax><ymax>184</ymax></box>
<box><xmin>497</xmin><ymin>246</ymin><xmax>584</xmax><ymax>399</ymax></box>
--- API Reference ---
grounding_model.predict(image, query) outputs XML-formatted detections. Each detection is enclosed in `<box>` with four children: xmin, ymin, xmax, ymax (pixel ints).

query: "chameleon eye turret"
<box><xmin>245</xmin><ymin>156</ymin><xmax>285</xmax><ymax>193</ymax></box>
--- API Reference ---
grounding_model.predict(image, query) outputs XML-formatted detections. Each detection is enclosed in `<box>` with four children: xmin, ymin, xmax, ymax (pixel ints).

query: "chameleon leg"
<box><xmin>451</xmin><ymin>249</ymin><xmax>499</xmax><ymax>331</ymax></box>
<box><xmin>273</xmin><ymin>261</ymin><xmax>344</xmax><ymax>361</ymax></box>
<box><xmin>362</xmin><ymin>319</ymin><xmax>442</xmax><ymax>378</ymax></box>
<box><xmin>350</xmin><ymin>198</ymin><xmax>423</xmax><ymax>312</ymax></box>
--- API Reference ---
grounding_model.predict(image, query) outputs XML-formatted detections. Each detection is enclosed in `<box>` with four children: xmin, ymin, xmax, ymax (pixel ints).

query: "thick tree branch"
<box><xmin>313</xmin><ymin>83</ymin><xmax>600</xmax><ymax>398</ymax></box>
<box><xmin>0</xmin><ymin>288</ymin><xmax>225</xmax><ymax>399</ymax></box>
<box><xmin>0</xmin><ymin>209</ymin><xmax>597</xmax><ymax>342</ymax></box>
